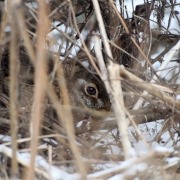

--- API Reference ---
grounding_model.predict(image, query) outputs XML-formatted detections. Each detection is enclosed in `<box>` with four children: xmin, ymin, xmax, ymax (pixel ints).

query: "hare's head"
<box><xmin>63</xmin><ymin>61</ymin><xmax>111</xmax><ymax>121</ymax></box>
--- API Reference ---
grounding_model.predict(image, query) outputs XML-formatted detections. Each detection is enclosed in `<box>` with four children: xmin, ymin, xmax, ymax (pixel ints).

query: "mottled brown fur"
<box><xmin>0</xmin><ymin>46</ymin><xmax>111</xmax><ymax>126</ymax></box>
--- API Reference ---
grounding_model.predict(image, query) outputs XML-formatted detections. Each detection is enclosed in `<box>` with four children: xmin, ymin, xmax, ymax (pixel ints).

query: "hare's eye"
<box><xmin>86</xmin><ymin>86</ymin><xmax>96</xmax><ymax>95</ymax></box>
<box><xmin>84</xmin><ymin>83</ymin><xmax>98</xmax><ymax>97</ymax></box>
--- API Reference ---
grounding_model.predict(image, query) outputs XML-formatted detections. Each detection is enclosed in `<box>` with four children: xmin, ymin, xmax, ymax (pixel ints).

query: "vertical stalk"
<box><xmin>92</xmin><ymin>0</ymin><xmax>135</xmax><ymax>159</ymax></box>
<box><xmin>8</xmin><ymin>0</ymin><xmax>21</xmax><ymax>176</ymax></box>
<box><xmin>27</xmin><ymin>1</ymin><xmax>49</xmax><ymax>180</ymax></box>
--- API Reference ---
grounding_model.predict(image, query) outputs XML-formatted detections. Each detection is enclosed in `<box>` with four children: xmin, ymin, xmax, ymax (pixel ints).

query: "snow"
<box><xmin>176</xmin><ymin>94</ymin><xmax>180</xmax><ymax>100</ymax></box>
<box><xmin>88</xmin><ymin>158</ymin><xmax>148</xmax><ymax>180</ymax></box>
<box><xmin>116</xmin><ymin>0</ymin><xmax>146</xmax><ymax>19</ymax></box>
<box><xmin>133</xmin><ymin>141</ymin><xmax>149</xmax><ymax>155</ymax></box>
<box><xmin>165</xmin><ymin>157</ymin><xmax>180</xmax><ymax>167</ymax></box>
<box><xmin>0</xmin><ymin>145</ymin><xmax>81</xmax><ymax>180</ymax></box>
<box><xmin>150</xmin><ymin>1</ymin><xmax>180</xmax><ymax>34</ymax></box>
<box><xmin>0</xmin><ymin>134</ymin><xmax>11</xmax><ymax>142</ymax></box>
<box><xmin>153</xmin><ymin>144</ymin><xmax>174</xmax><ymax>153</ymax></box>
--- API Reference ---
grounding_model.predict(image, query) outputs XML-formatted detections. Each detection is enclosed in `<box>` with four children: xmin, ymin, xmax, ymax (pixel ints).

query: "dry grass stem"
<box><xmin>69</xmin><ymin>1</ymin><xmax>101</xmax><ymax>77</ymax></box>
<box><xmin>120</xmin><ymin>66</ymin><xmax>180</xmax><ymax>110</ymax></box>
<box><xmin>108</xmin><ymin>64</ymin><xmax>135</xmax><ymax>159</ymax></box>
<box><xmin>55</xmin><ymin>62</ymin><xmax>87</xmax><ymax>178</ymax></box>
<box><xmin>92</xmin><ymin>0</ymin><xmax>113</xmax><ymax>61</ymax></box>
<box><xmin>109</xmin><ymin>0</ymin><xmax>152</xmax><ymax>66</ymax></box>
<box><xmin>93</xmin><ymin>33</ymin><xmax>134</xmax><ymax>159</ymax></box>
<box><xmin>9</xmin><ymin>0</ymin><xmax>21</xmax><ymax>176</ymax></box>
<box><xmin>28</xmin><ymin>1</ymin><xmax>49</xmax><ymax>179</ymax></box>
<box><xmin>133</xmin><ymin>39</ymin><xmax>180</xmax><ymax>109</ymax></box>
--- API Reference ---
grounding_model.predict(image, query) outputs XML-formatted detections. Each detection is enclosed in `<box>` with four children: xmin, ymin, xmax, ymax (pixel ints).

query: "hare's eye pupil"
<box><xmin>86</xmin><ymin>86</ymin><xmax>96</xmax><ymax>96</ymax></box>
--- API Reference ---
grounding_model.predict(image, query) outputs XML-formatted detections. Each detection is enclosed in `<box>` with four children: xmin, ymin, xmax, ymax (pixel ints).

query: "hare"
<box><xmin>0</xmin><ymin>46</ymin><xmax>111</xmax><ymax>124</ymax></box>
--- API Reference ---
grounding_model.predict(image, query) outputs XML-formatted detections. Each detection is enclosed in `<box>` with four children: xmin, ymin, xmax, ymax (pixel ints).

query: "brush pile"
<box><xmin>0</xmin><ymin>0</ymin><xmax>179</xmax><ymax>179</ymax></box>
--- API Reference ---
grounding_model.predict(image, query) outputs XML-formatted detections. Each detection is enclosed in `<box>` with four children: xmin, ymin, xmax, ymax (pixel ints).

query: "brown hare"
<box><xmin>0</xmin><ymin>46</ymin><xmax>111</xmax><ymax>125</ymax></box>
